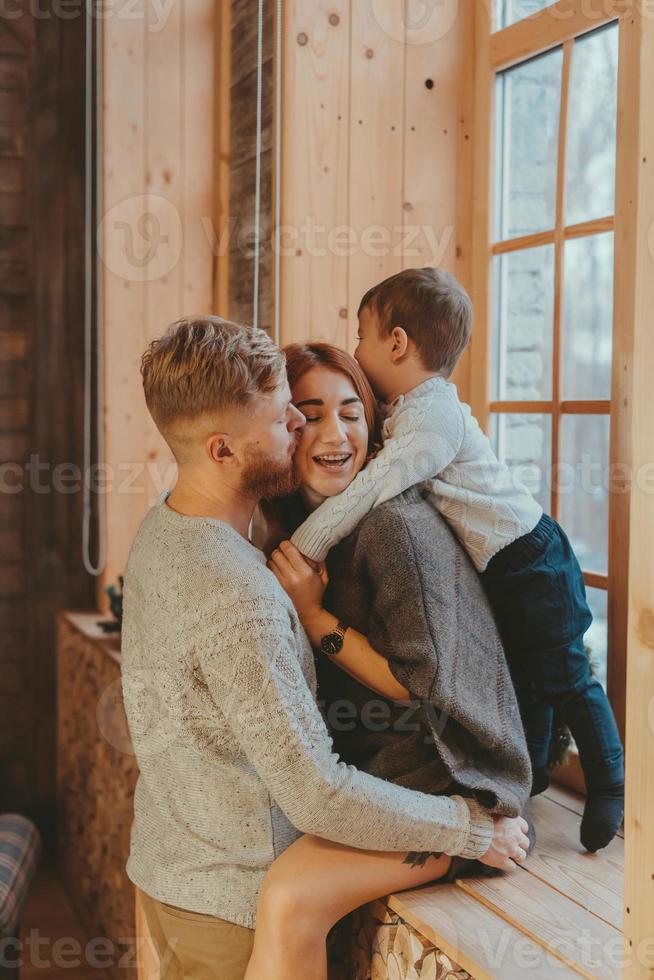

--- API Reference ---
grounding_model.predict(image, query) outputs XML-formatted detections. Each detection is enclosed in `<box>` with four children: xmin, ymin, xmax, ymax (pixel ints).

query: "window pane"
<box><xmin>494</xmin><ymin>48</ymin><xmax>563</xmax><ymax>241</ymax></box>
<box><xmin>585</xmin><ymin>586</ymin><xmax>608</xmax><ymax>693</ymax></box>
<box><xmin>562</xmin><ymin>232</ymin><xmax>614</xmax><ymax>399</ymax></box>
<box><xmin>566</xmin><ymin>24</ymin><xmax>619</xmax><ymax>226</ymax></box>
<box><xmin>497</xmin><ymin>0</ymin><xmax>555</xmax><ymax>30</ymax></box>
<box><xmin>492</xmin><ymin>245</ymin><xmax>554</xmax><ymax>401</ymax></box>
<box><xmin>559</xmin><ymin>414</ymin><xmax>609</xmax><ymax>574</ymax></box>
<box><xmin>489</xmin><ymin>413</ymin><xmax>551</xmax><ymax>512</ymax></box>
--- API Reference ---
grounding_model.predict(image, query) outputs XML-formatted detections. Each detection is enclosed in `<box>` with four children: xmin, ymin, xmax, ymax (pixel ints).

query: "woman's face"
<box><xmin>291</xmin><ymin>366</ymin><xmax>369</xmax><ymax>498</ymax></box>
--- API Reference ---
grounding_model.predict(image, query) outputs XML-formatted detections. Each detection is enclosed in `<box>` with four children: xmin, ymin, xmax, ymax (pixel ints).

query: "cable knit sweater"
<box><xmin>291</xmin><ymin>376</ymin><xmax>543</xmax><ymax>570</ymax></box>
<box><xmin>121</xmin><ymin>497</ymin><xmax>494</xmax><ymax>929</ymax></box>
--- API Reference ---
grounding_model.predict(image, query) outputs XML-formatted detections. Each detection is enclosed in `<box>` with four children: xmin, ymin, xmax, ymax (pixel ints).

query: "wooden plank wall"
<box><xmin>0</xmin><ymin>18</ymin><xmax>33</xmax><ymax>823</ymax></box>
<box><xmin>0</xmin><ymin>8</ymin><xmax>97</xmax><ymax>861</ymax></box>
<box><xmin>101</xmin><ymin>0</ymin><xmax>215</xmax><ymax>594</ymax></box>
<box><xmin>101</xmin><ymin>0</ymin><xmax>474</xmax><ymax>582</ymax></box>
<box><xmin>279</xmin><ymin>0</ymin><xmax>474</xmax><ymax>398</ymax></box>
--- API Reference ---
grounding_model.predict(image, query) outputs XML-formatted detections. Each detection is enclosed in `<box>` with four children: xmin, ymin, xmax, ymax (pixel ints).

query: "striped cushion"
<box><xmin>0</xmin><ymin>815</ymin><xmax>41</xmax><ymax>937</ymax></box>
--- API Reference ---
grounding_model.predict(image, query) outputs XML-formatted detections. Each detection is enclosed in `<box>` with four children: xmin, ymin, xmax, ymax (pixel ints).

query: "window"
<box><xmin>497</xmin><ymin>0</ymin><xmax>557</xmax><ymax>30</ymax></box>
<box><xmin>490</xmin><ymin>21</ymin><xmax>618</xmax><ymax>697</ymax></box>
<box><xmin>471</xmin><ymin>4</ymin><xmax>628</xmax><ymax>766</ymax></box>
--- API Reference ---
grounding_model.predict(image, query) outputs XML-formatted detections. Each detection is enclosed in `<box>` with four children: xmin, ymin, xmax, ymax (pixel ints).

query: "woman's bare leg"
<box><xmin>243</xmin><ymin>835</ymin><xmax>453</xmax><ymax>980</ymax></box>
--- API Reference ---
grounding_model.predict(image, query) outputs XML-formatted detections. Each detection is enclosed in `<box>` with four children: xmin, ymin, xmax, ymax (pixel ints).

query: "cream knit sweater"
<box><xmin>291</xmin><ymin>376</ymin><xmax>543</xmax><ymax>570</ymax></box>
<box><xmin>121</xmin><ymin>497</ymin><xmax>494</xmax><ymax>928</ymax></box>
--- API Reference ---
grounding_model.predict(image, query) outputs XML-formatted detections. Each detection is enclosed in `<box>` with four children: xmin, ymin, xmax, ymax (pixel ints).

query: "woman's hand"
<box><xmin>267</xmin><ymin>541</ymin><xmax>329</xmax><ymax>622</ymax></box>
<box><xmin>478</xmin><ymin>815</ymin><xmax>531</xmax><ymax>872</ymax></box>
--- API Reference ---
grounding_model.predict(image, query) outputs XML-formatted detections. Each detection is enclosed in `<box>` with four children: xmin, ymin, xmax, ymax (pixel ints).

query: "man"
<box><xmin>121</xmin><ymin>316</ymin><xmax>529</xmax><ymax>979</ymax></box>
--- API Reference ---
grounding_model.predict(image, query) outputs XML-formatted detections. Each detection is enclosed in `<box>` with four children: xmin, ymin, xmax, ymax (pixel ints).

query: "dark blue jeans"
<box><xmin>480</xmin><ymin>514</ymin><xmax>624</xmax><ymax>792</ymax></box>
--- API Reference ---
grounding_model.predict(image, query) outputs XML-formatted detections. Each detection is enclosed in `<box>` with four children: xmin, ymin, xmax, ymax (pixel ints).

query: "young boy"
<box><xmin>291</xmin><ymin>266</ymin><xmax>624</xmax><ymax>853</ymax></box>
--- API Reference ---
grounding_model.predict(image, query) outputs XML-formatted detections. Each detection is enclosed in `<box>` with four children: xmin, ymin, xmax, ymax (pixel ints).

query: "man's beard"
<box><xmin>240</xmin><ymin>445</ymin><xmax>301</xmax><ymax>501</ymax></box>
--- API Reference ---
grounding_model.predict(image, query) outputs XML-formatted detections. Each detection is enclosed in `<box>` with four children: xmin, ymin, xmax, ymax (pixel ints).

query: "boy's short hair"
<box><xmin>358</xmin><ymin>267</ymin><xmax>473</xmax><ymax>376</ymax></box>
<box><xmin>141</xmin><ymin>316</ymin><xmax>285</xmax><ymax>453</ymax></box>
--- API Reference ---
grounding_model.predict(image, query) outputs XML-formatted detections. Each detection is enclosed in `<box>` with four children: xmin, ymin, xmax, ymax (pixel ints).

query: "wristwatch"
<box><xmin>320</xmin><ymin>621</ymin><xmax>348</xmax><ymax>657</ymax></box>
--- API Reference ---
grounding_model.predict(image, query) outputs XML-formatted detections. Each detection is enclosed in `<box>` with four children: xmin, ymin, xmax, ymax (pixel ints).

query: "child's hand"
<box><xmin>267</xmin><ymin>541</ymin><xmax>329</xmax><ymax>621</ymax></box>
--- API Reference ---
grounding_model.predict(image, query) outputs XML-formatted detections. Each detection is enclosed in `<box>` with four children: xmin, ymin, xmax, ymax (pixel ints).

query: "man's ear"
<box><xmin>389</xmin><ymin>326</ymin><xmax>410</xmax><ymax>363</ymax></box>
<box><xmin>206</xmin><ymin>433</ymin><xmax>237</xmax><ymax>465</ymax></box>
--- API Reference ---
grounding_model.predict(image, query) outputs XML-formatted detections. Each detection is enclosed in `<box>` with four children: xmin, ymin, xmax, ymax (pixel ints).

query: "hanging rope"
<box><xmin>252</xmin><ymin>0</ymin><xmax>265</xmax><ymax>329</ymax></box>
<box><xmin>273</xmin><ymin>0</ymin><xmax>282</xmax><ymax>346</ymax></box>
<box><xmin>82</xmin><ymin>2</ymin><xmax>106</xmax><ymax>577</ymax></box>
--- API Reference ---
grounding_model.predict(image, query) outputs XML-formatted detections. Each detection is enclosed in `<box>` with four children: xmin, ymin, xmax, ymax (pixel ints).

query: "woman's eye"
<box><xmin>342</xmin><ymin>415</ymin><xmax>360</xmax><ymax>422</ymax></box>
<box><xmin>303</xmin><ymin>416</ymin><xmax>320</xmax><ymax>423</ymax></box>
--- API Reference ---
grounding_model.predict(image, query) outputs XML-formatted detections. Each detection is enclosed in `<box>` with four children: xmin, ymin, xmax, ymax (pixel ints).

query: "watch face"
<box><xmin>321</xmin><ymin>631</ymin><xmax>344</xmax><ymax>656</ymax></box>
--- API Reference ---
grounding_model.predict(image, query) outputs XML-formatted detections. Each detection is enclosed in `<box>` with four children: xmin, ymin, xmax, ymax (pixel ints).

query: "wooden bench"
<box><xmin>135</xmin><ymin>783</ymin><xmax>624</xmax><ymax>979</ymax></box>
<box><xmin>329</xmin><ymin>783</ymin><xmax>624</xmax><ymax>979</ymax></box>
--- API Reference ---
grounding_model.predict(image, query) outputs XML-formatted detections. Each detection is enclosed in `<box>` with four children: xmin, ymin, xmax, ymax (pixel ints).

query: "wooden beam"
<box><xmin>607</xmin><ymin>11</ymin><xmax>636</xmax><ymax>745</ymax></box>
<box><xmin>493</xmin><ymin>230</ymin><xmax>555</xmax><ymax>255</ymax></box>
<box><xmin>490</xmin><ymin>400</ymin><xmax>554</xmax><ymax>413</ymax></box>
<box><xmin>560</xmin><ymin>400</ymin><xmax>611</xmax><ymax>414</ymax></box>
<box><xmin>550</xmin><ymin>38</ymin><xmax>572</xmax><ymax>523</ymax></box>
<box><xmin>469</xmin><ymin>0</ymin><xmax>493</xmax><ymax>431</ymax></box>
<box><xmin>492</xmin><ymin>217</ymin><xmax>614</xmax><ymax>256</ymax></box>
<box><xmin>585</xmin><ymin>571</ymin><xmax>608</xmax><ymax>590</ymax></box>
<box><xmin>620</xmin><ymin>8</ymin><xmax>654</xmax><ymax>977</ymax></box>
<box><xmin>490</xmin><ymin>0</ymin><xmax>623</xmax><ymax>70</ymax></box>
<box><xmin>564</xmin><ymin>215</ymin><xmax>614</xmax><ymax>239</ymax></box>
<box><xmin>452</xmin><ymin>0</ymin><xmax>476</xmax><ymax>404</ymax></box>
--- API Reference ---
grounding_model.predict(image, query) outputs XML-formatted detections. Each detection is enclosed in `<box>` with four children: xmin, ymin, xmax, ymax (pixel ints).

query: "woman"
<box><xmin>244</xmin><ymin>344</ymin><xmax>532</xmax><ymax>980</ymax></box>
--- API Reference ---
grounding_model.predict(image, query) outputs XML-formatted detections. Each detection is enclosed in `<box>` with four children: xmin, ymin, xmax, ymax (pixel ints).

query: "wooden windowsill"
<box><xmin>381</xmin><ymin>783</ymin><xmax>624</xmax><ymax>979</ymax></box>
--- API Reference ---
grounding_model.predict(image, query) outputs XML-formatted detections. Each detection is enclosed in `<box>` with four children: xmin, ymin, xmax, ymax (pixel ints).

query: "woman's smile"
<box><xmin>311</xmin><ymin>451</ymin><xmax>353</xmax><ymax>471</ymax></box>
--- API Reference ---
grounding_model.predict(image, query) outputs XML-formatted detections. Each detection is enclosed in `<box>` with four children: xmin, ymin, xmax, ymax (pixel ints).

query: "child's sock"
<box><xmin>580</xmin><ymin>780</ymin><xmax>624</xmax><ymax>852</ymax></box>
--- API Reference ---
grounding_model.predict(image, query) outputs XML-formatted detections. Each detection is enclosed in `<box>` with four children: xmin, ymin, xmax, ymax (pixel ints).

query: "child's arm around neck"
<box><xmin>290</xmin><ymin>378</ymin><xmax>466</xmax><ymax>562</ymax></box>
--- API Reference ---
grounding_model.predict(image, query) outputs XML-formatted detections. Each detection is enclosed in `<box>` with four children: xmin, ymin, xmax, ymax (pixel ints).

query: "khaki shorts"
<box><xmin>136</xmin><ymin>886</ymin><xmax>255</xmax><ymax>980</ymax></box>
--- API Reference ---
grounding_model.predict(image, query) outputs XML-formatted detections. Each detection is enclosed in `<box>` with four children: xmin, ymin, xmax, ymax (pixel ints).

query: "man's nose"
<box><xmin>288</xmin><ymin>405</ymin><xmax>305</xmax><ymax>431</ymax></box>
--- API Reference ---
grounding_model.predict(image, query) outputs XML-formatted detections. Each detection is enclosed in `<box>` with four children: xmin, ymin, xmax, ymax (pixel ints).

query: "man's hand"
<box><xmin>477</xmin><ymin>815</ymin><xmax>530</xmax><ymax>872</ymax></box>
<box><xmin>267</xmin><ymin>540</ymin><xmax>329</xmax><ymax>621</ymax></box>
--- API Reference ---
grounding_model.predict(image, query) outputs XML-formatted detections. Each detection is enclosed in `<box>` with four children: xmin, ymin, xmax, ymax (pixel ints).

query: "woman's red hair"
<box><xmin>284</xmin><ymin>342</ymin><xmax>381</xmax><ymax>452</ymax></box>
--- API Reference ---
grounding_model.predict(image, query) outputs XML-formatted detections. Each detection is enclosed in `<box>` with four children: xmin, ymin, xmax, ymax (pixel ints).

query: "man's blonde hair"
<box><xmin>141</xmin><ymin>316</ymin><xmax>285</xmax><ymax>457</ymax></box>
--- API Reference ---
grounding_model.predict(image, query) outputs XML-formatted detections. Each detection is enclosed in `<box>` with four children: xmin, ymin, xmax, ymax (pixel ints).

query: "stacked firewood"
<box><xmin>327</xmin><ymin>900</ymin><xmax>472</xmax><ymax>980</ymax></box>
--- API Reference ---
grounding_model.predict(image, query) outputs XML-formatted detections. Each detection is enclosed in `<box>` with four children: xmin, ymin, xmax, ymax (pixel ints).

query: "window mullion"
<box><xmin>551</xmin><ymin>38</ymin><xmax>572</xmax><ymax>522</ymax></box>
